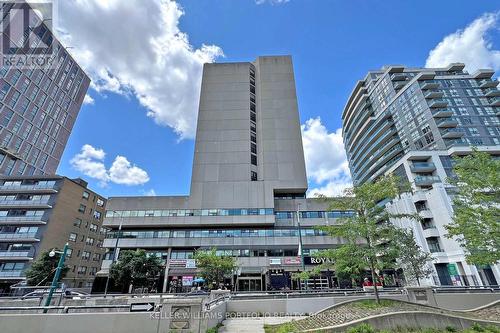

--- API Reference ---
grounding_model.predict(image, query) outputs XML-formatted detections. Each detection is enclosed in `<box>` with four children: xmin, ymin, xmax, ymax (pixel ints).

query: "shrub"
<box><xmin>347</xmin><ymin>323</ymin><xmax>376</xmax><ymax>333</ymax></box>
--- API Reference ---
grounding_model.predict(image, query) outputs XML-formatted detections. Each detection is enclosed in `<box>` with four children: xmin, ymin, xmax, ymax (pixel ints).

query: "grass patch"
<box><xmin>351</xmin><ymin>299</ymin><xmax>396</xmax><ymax>309</ymax></box>
<box><xmin>264</xmin><ymin>322</ymin><xmax>296</xmax><ymax>333</ymax></box>
<box><xmin>347</xmin><ymin>323</ymin><xmax>500</xmax><ymax>333</ymax></box>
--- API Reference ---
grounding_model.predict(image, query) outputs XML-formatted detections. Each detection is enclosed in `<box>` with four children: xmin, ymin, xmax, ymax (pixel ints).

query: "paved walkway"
<box><xmin>218</xmin><ymin>316</ymin><xmax>306</xmax><ymax>333</ymax></box>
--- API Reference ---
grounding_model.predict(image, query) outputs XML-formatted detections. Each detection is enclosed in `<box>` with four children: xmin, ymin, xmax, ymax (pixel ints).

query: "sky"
<box><xmin>53</xmin><ymin>0</ymin><xmax>500</xmax><ymax>198</ymax></box>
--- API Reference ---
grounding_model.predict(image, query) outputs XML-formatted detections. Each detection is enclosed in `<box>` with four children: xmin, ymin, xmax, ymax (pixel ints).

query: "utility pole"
<box><xmin>297</xmin><ymin>203</ymin><xmax>307</xmax><ymax>290</ymax></box>
<box><xmin>43</xmin><ymin>243</ymin><xmax>69</xmax><ymax>313</ymax></box>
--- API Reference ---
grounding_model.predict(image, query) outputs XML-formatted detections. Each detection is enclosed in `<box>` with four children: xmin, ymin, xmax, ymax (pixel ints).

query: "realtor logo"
<box><xmin>1</xmin><ymin>0</ymin><xmax>56</xmax><ymax>68</ymax></box>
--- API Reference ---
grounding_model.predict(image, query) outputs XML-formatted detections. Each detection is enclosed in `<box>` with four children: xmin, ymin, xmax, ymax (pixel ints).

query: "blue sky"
<box><xmin>55</xmin><ymin>0</ymin><xmax>500</xmax><ymax>198</ymax></box>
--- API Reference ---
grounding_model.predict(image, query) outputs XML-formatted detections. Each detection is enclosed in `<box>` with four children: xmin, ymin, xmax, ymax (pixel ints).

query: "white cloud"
<box><xmin>70</xmin><ymin>144</ymin><xmax>149</xmax><ymax>186</ymax></box>
<box><xmin>301</xmin><ymin>117</ymin><xmax>352</xmax><ymax>197</ymax></box>
<box><xmin>426</xmin><ymin>12</ymin><xmax>500</xmax><ymax>73</ymax></box>
<box><xmin>255</xmin><ymin>0</ymin><xmax>290</xmax><ymax>4</ymax></box>
<box><xmin>83</xmin><ymin>94</ymin><xmax>94</xmax><ymax>105</ymax></box>
<box><xmin>108</xmin><ymin>156</ymin><xmax>150</xmax><ymax>186</ymax></box>
<box><xmin>56</xmin><ymin>0</ymin><xmax>223</xmax><ymax>139</ymax></box>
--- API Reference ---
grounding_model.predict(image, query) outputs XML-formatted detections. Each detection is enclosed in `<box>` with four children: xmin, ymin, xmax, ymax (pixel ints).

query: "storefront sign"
<box><xmin>269</xmin><ymin>258</ymin><xmax>282</xmax><ymax>265</ymax></box>
<box><xmin>182</xmin><ymin>276</ymin><xmax>194</xmax><ymax>286</ymax></box>
<box><xmin>304</xmin><ymin>257</ymin><xmax>333</xmax><ymax>265</ymax></box>
<box><xmin>169</xmin><ymin>259</ymin><xmax>197</xmax><ymax>269</ymax></box>
<box><xmin>185</xmin><ymin>259</ymin><xmax>196</xmax><ymax>269</ymax></box>
<box><xmin>283</xmin><ymin>257</ymin><xmax>302</xmax><ymax>265</ymax></box>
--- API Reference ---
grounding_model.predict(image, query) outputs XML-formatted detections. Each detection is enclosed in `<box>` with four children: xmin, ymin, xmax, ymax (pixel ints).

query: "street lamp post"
<box><xmin>43</xmin><ymin>243</ymin><xmax>69</xmax><ymax>313</ymax></box>
<box><xmin>296</xmin><ymin>204</ymin><xmax>307</xmax><ymax>290</ymax></box>
<box><xmin>103</xmin><ymin>212</ymin><xmax>123</xmax><ymax>298</ymax></box>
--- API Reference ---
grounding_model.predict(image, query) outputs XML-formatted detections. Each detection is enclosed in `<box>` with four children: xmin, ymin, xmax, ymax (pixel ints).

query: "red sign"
<box><xmin>283</xmin><ymin>257</ymin><xmax>302</xmax><ymax>265</ymax></box>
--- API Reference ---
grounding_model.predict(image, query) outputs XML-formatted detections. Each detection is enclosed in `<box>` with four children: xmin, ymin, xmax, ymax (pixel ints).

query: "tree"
<box><xmin>445</xmin><ymin>148</ymin><xmax>500</xmax><ymax>265</ymax></box>
<box><xmin>194</xmin><ymin>248</ymin><xmax>238</xmax><ymax>289</ymax></box>
<box><xmin>110</xmin><ymin>249</ymin><xmax>163</xmax><ymax>292</ymax></box>
<box><xmin>25</xmin><ymin>250</ymin><xmax>69</xmax><ymax>286</ymax></box>
<box><xmin>397</xmin><ymin>230</ymin><xmax>434</xmax><ymax>286</ymax></box>
<box><xmin>318</xmin><ymin>175</ymin><xmax>417</xmax><ymax>303</ymax></box>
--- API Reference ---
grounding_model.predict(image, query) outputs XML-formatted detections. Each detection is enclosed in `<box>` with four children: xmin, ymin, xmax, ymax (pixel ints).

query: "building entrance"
<box><xmin>237</xmin><ymin>277</ymin><xmax>262</xmax><ymax>291</ymax></box>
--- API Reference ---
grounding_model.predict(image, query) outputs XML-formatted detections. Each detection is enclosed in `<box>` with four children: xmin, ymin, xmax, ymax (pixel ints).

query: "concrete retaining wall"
<box><xmin>227</xmin><ymin>295</ymin><xmax>408</xmax><ymax>315</ymax></box>
<box><xmin>313</xmin><ymin>311</ymin><xmax>500</xmax><ymax>333</ymax></box>
<box><xmin>226</xmin><ymin>292</ymin><xmax>500</xmax><ymax>315</ymax></box>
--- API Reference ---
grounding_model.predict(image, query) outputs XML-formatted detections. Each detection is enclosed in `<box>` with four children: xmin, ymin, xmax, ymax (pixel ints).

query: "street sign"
<box><xmin>130</xmin><ymin>302</ymin><xmax>155</xmax><ymax>312</ymax></box>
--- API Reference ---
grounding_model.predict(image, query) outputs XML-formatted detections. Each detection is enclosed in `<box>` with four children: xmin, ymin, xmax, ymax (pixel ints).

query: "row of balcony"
<box><xmin>0</xmin><ymin>232</ymin><xmax>39</xmax><ymax>241</ymax></box>
<box><xmin>478</xmin><ymin>79</ymin><xmax>498</xmax><ymax>88</ymax></box>
<box><xmin>0</xmin><ymin>199</ymin><xmax>52</xmax><ymax>208</ymax></box>
<box><xmin>0</xmin><ymin>250</ymin><xmax>34</xmax><ymax>260</ymax></box>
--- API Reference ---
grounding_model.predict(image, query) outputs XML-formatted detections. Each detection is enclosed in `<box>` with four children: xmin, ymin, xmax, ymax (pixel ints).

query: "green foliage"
<box><xmin>445</xmin><ymin>148</ymin><xmax>500</xmax><ymax>265</ymax></box>
<box><xmin>317</xmin><ymin>175</ymin><xmax>417</xmax><ymax>301</ymax></box>
<box><xmin>25</xmin><ymin>250</ymin><xmax>69</xmax><ymax>286</ymax></box>
<box><xmin>206</xmin><ymin>323</ymin><xmax>223</xmax><ymax>333</ymax></box>
<box><xmin>110</xmin><ymin>249</ymin><xmax>163</xmax><ymax>292</ymax></box>
<box><xmin>194</xmin><ymin>248</ymin><xmax>238</xmax><ymax>289</ymax></box>
<box><xmin>446</xmin><ymin>326</ymin><xmax>458</xmax><ymax>332</ymax></box>
<box><xmin>347</xmin><ymin>323</ymin><xmax>376</xmax><ymax>333</ymax></box>
<box><xmin>397</xmin><ymin>230</ymin><xmax>435</xmax><ymax>286</ymax></box>
<box><xmin>352</xmin><ymin>299</ymin><xmax>395</xmax><ymax>309</ymax></box>
<box><xmin>264</xmin><ymin>322</ymin><xmax>296</xmax><ymax>333</ymax></box>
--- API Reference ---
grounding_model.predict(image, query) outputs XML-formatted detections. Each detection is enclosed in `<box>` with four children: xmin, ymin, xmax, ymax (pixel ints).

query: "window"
<box><xmin>251</xmin><ymin>171</ymin><xmax>257</xmax><ymax>181</ymax></box>
<box><xmin>250</xmin><ymin>133</ymin><xmax>256</xmax><ymax>143</ymax></box>
<box><xmin>73</xmin><ymin>218</ymin><xmax>82</xmax><ymax>227</ymax></box>
<box><xmin>251</xmin><ymin>143</ymin><xmax>257</xmax><ymax>154</ymax></box>
<box><xmin>77</xmin><ymin>266</ymin><xmax>87</xmax><ymax>275</ymax></box>
<box><xmin>85</xmin><ymin>237</ymin><xmax>94</xmax><ymax>246</ymax></box>
<box><xmin>90</xmin><ymin>223</ymin><xmax>98</xmax><ymax>232</ymax></box>
<box><xmin>81</xmin><ymin>251</ymin><xmax>91</xmax><ymax>260</ymax></box>
<box><xmin>93</xmin><ymin>211</ymin><xmax>101</xmax><ymax>220</ymax></box>
<box><xmin>78</xmin><ymin>204</ymin><xmax>86</xmax><ymax>213</ymax></box>
<box><xmin>69</xmin><ymin>233</ymin><xmax>77</xmax><ymax>242</ymax></box>
<box><xmin>93</xmin><ymin>253</ymin><xmax>101</xmax><ymax>261</ymax></box>
<box><xmin>66</xmin><ymin>248</ymin><xmax>73</xmax><ymax>258</ymax></box>
<box><xmin>251</xmin><ymin>154</ymin><xmax>257</xmax><ymax>166</ymax></box>
<box><xmin>96</xmin><ymin>198</ymin><xmax>104</xmax><ymax>207</ymax></box>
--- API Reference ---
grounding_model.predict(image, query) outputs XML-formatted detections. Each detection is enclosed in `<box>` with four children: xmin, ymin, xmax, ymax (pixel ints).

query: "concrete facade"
<box><xmin>0</xmin><ymin>2</ymin><xmax>90</xmax><ymax>176</ymax></box>
<box><xmin>0</xmin><ymin>175</ymin><xmax>107</xmax><ymax>293</ymax></box>
<box><xmin>98</xmin><ymin>56</ymin><xmax>350</xmax><ymax>293</ymax></box>
<box><xmin>342</xmin><ymin>63</ymin><xmax>500</xmax><ymax>287</ymax></box>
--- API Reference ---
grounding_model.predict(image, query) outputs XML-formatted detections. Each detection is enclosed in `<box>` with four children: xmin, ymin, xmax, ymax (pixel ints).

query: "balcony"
<box><xmin>414</xmin><ymin>175</ymin><xmax>441</xmax><ymax>187</ymax></box>
<box><xmin>0</xmin><ymin>232</ymin><xmax>39</xmax><ymax>242</ymax></box>
<box><xmin>488</xmin><ymin>97</ymin><xmax>500</xmax><ymax>106</ymax></box>
<box><xmin>420</xmin><ymin>81</ymin><xmax>440</xmax><ymax>90</ymax></box>
<box><xmin>0</xmin><ymin>250</ymin><xmax>34</xmax><ymax>260</ymax></box>
<box><xmin>0</xmin><ymin>270</ymin><xmax>24</xmax><ymax>278</ymax></box>
<box><xmin>391</xmin><ymin>73</ymin><xmax>407</xmax><ymax>81</ymax></box>
<box><xmin>0</xmin><ymin>183</ymin><xmax>58</xmax><ymax>193</ymax></box>
<box><xmin>423</xmin><ymin>228</ymin><xmax>440</xmax><ymax>238</ymax></box>
<box><xmin>478</xmin><ymin>79</ymin><xmax>498</xmax><ymax>88</ymax></box>
<box><xmin>436</xmin><ymin>119</ymin><xmax>458</xmax><ymax>128</ymax></box>
<box><xmin>432</xmin><ymin>109</ymin><xmax>453</xmax><ymax>118</ymax></box>
<box><xmin>428</xmin><ymin>99</ymin><xmax>448</xmax><ymax>108</ymax></box>
<box><xmin>410</xmin><ymin>162</ymin><xmax>436</xmax><ymax>173</ymax></box>
<box><xmin>441</xmin><ymin>128</ymin><xmax>464</xmax><ymax>139</ymax></box>
<box><xmin>483</xmin><ymin>88</ymin><xmax>500</xmax><ymax>97</ymax></box>
<box><xmin>0</xmin><ymin>199</ymin><xmax>52</xmax><ymax>209</ymax></box>
<box><xmin>424</xmin><ymin>91</ymin><xmax>444</xmax><ymax>99</ymax></box>
<box><xmin>0</xmin><ymin>216</ymin><xmax>46</xmax><ymax>225</ymax></box>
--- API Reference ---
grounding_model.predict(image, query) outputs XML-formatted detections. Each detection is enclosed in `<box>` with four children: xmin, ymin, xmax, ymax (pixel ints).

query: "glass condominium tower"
<box><xmin>0</xmin><ymin>2</ymin><xmax>90</xmax><ymax>176</ymax></box>
<box><xmin>342</xmin><ymin>63</ymin><xmax>500</xmax><ymax>287</ymax></box>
